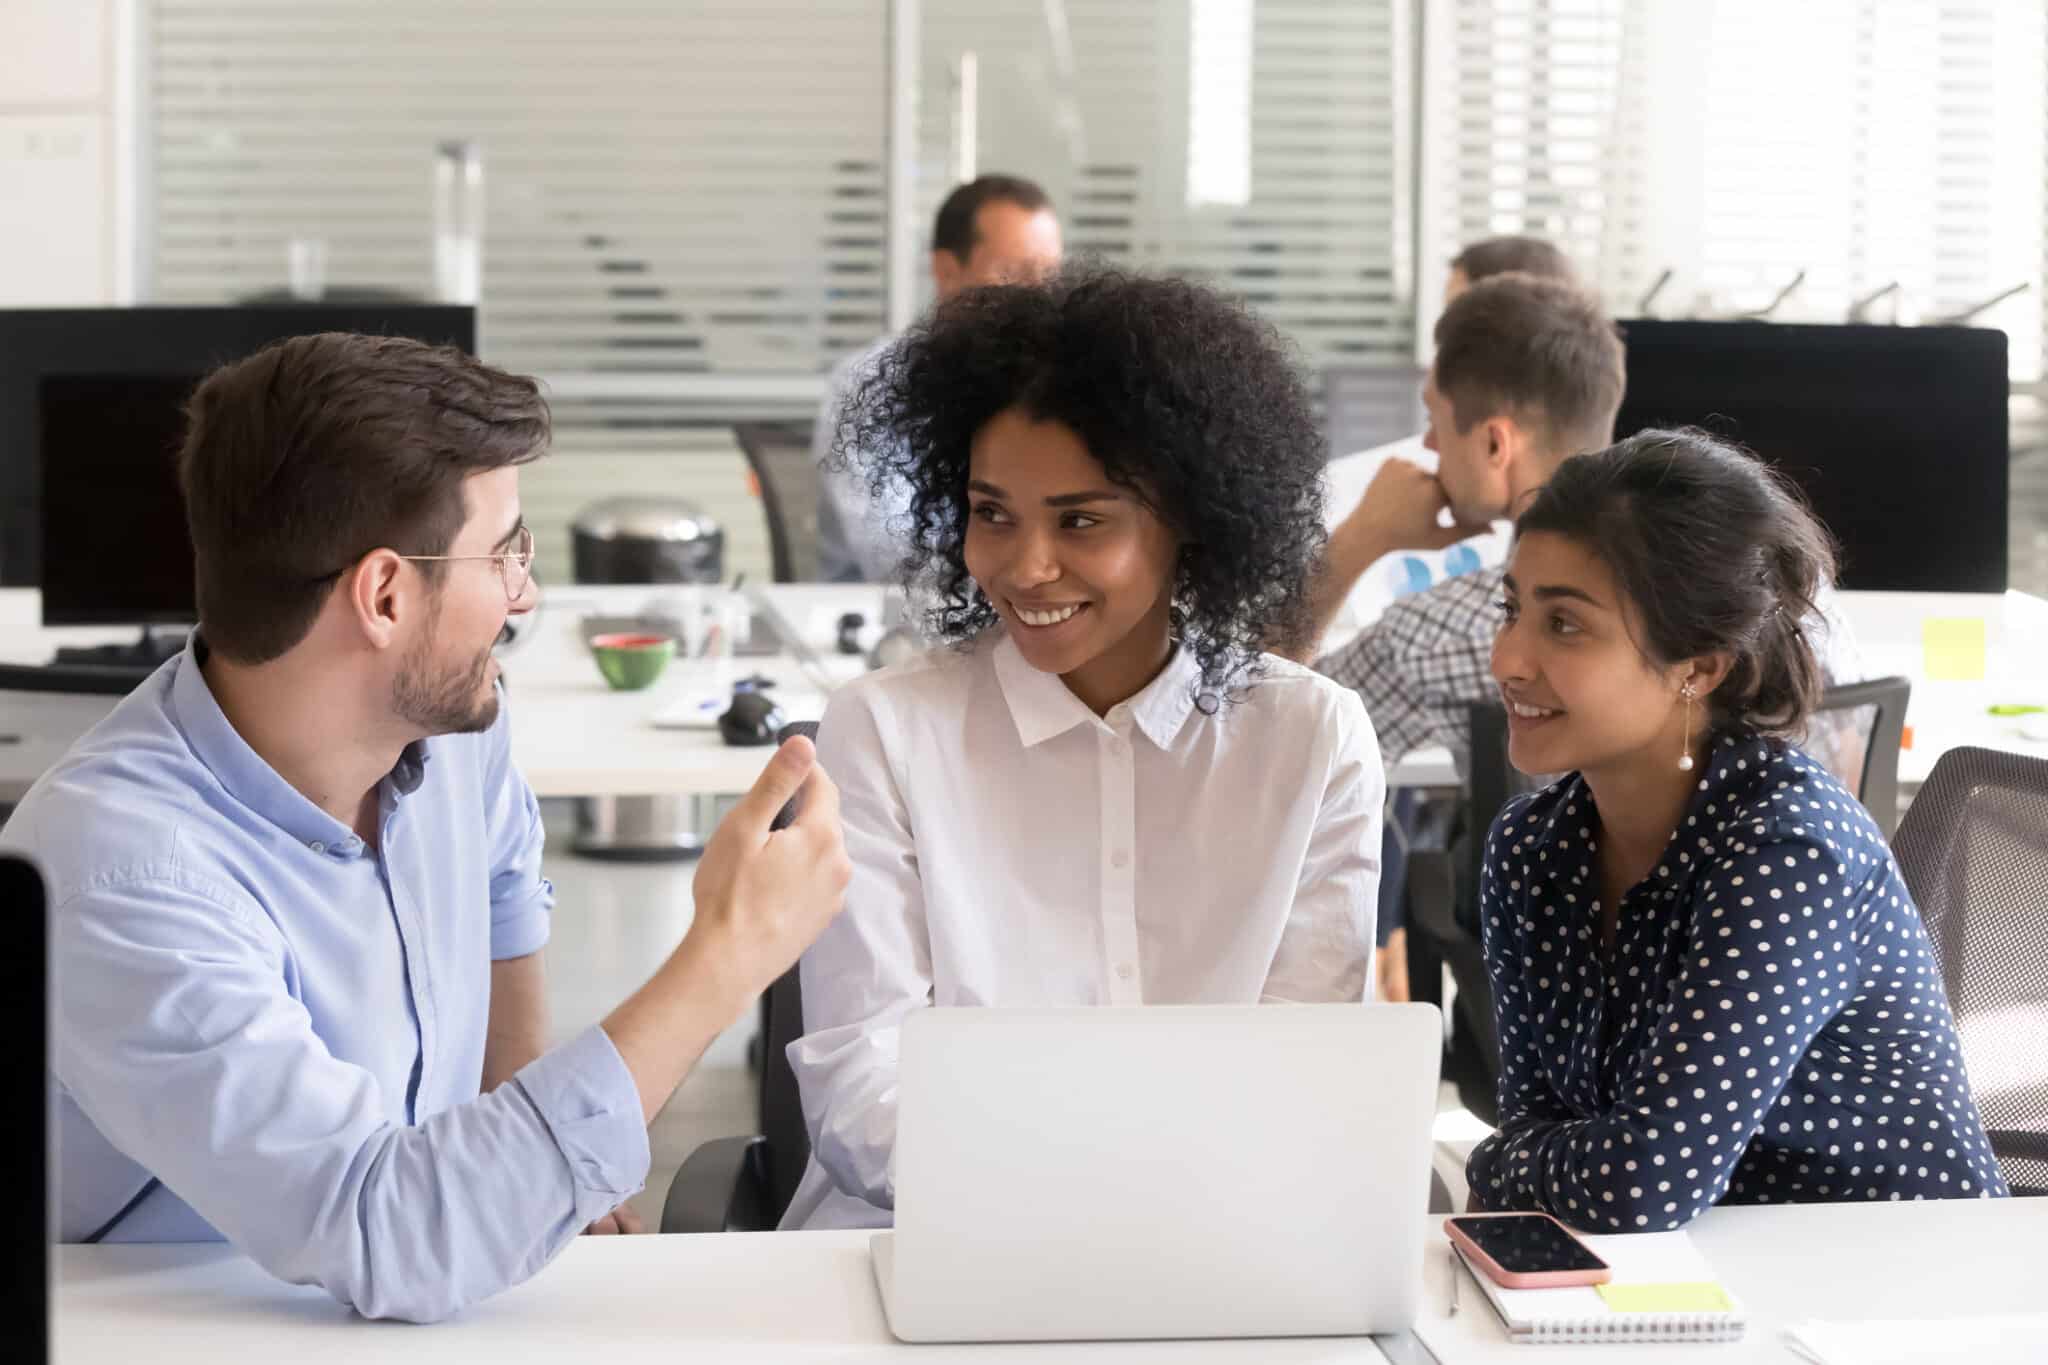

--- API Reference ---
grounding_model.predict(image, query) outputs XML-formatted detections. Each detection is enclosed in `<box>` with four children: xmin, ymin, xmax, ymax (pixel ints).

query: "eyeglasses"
<box><xmin>397</xmin><ymin>524</ymin><xmax>537</xmax><ymax>602</ymax></box>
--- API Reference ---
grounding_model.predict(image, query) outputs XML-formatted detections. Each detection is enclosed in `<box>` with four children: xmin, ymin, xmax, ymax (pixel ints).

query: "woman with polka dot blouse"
<box><xmin>1465</xmin><ymin>429</ymin><xmax>2009</xmax><ymax>1233</ymax></box>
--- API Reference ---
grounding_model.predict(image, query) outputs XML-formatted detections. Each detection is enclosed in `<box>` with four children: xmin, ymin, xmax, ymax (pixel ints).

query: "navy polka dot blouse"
<box><xmin>1466</xmin><ymin>735</ymin><xmax>2010</xmax><ymax>1231</ymax></box>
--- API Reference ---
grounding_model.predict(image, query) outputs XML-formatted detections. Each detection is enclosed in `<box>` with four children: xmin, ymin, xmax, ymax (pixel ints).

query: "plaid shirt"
<box><xmin>1315</xmin><ymin>567</ymin><xmax>1508</xmax><ymax>775</ymax></box>
<box><xmin>1315</xmin><ymin>567</ymin><xmax>1868</xmax><ymax>778</ymax></box>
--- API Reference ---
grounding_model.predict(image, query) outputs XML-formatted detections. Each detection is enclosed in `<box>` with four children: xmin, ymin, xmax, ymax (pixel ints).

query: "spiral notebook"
<box><xmin>1456</xmin><ymin>1229</ymin><xmax>1748</xmax><ymax>1345</ymax></box>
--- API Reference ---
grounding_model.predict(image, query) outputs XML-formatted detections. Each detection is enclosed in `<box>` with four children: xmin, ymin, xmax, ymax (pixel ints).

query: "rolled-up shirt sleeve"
<box><xmin>481</xmin><ymin>689</ymin><xmax>554</xmax><ymax>961</ymax></box>
<box><xmin>787</xmin><ymin>685</ymin><xmax>931</xmax><ymax>1216</ymax></box>
<box><xmin>53</xmin><ymin>869</ymin><xmax>647</xmax><ymax>1323</ymax></box>
<box><xmin>1262</xmin><ymin>688</ymin><xmax>1381</xmax><ymax>1003</ymax></box>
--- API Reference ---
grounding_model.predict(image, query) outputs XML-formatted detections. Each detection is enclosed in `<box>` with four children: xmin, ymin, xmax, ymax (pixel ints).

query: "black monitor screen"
<box><xmin>39</xmin><ymin>375</ymin><xmax>199</xmax><ymax>626</ymax></box>
<box><xmin>0</xmin><ymin>304</ymin><xmax>475</xmax><ymax>598</ymax></box>
<box><xmin>1612</xmin><ymin>320</ymin><xmax>2009</xmax><ymax>593</ymax></box>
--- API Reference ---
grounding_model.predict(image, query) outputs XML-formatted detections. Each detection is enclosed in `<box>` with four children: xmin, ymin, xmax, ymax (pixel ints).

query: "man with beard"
<box><xmin>2</xmin><ymin>333</ymin><xmax>850</xmax><ymax>1322</ymax></box>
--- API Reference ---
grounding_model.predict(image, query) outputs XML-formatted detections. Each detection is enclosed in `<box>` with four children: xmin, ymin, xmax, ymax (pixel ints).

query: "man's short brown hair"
<box><xmin>1432</xmin><ymin>273</ymin><xmax>1625</xmax><ymax>459</ymax></box>
<box><xmin>1451</xmin><ymin>235</ymin><xmax>1576</xmax><ymax>286</ymax></box>
<box><xmin>177</xmin><ymin>332</ymin><xmax>548</xmax><ymax>664</ymax></box>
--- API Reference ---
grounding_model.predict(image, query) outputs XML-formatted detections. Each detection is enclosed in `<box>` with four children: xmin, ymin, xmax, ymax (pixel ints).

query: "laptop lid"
<box><xmin>883</xmin><ymin>1003</ymin><xmax>1441</xmax><ymax>1343</ymax></box>
<box><xmin>0</xmin><ymin>853</ymin><xmax>49</xmax><ymax>1361</ymax></box>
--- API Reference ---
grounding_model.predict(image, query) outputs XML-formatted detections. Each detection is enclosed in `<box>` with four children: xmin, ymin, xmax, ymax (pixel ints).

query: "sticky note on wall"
<box><xmin>1923</xmin><ymin>618</ymin><xmax>1987</xmax><ymax>682</ymax></box>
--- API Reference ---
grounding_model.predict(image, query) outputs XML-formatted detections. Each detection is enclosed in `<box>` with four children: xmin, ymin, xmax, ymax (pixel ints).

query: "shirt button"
<box><xmin>1116</xmin><ymin>962</ymin><xmax>1134</xmax><ymax>981</ymax></box>
<box><xmin>308</xmin><ymin>840</ymin><xmax>325</xmax><ymax>854</ymax></box>
<box><xmin>1111</xmin><ymin>849</ymin><xmax>1130</xmax><ymax>868</ymax></box>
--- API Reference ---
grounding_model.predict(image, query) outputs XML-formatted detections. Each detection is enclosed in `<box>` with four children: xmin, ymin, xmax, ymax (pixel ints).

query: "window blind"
<box><xmin>148</xmin><ymin>0</ymin><xmax>889</xmax><ymax>408</ymax></box>
<box><xmin>1422</xmin><ymin>0</ymin><xmax>2048</xmax><ymax>594</ymax></box>
<box><xmin>915</xmin><ymin>0</ymin><xmax>1415</xmax><ymax>369</ymax></box>
<box><xmin>148</xmin><ymin>0</ymin><xmax>895</xmax><ymax>582</ymax></box>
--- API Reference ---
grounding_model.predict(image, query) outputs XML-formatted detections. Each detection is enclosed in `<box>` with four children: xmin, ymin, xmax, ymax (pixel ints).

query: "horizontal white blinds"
<box><xmin>1419</xmin><ymin>0</ymin><xmax>1635</xmax><ymax>316</ymax></box>
<box><xmin>1424</xmin><ymin>0</ymin><xmax>2048</xmax><ymax>594</ymax></box>
<box><xmin>148</xmin><ymin>0</ymin><xmax>889</xmax><ymax>395</ymax></box>
<box><xmin>1424</xmin><ymin>0</ymin><xmax>2043</xmax><ymax>349</ymax></box>
<box><xmin>916</xmin><ymin>0</ymin><xmax>1414</xmax><ymax>369</ymax></box>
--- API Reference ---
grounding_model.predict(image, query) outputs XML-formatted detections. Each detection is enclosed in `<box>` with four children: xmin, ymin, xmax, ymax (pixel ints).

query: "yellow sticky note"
<box><xmin>1596</xmin><ymin>1281</ymin><xmax>1735</xmax><ymax>1314</ymax></box>
<box><xmin>1924</xmin><ymin>617</ymin><xmax>1988</xmax><ymax>682</ymax></box>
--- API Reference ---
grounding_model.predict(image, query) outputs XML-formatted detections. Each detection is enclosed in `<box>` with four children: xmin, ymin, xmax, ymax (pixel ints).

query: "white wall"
<box><xmin>0</xmin><ymin>0</ymin><xmax>128</xmax><ymax>305</ymax></box>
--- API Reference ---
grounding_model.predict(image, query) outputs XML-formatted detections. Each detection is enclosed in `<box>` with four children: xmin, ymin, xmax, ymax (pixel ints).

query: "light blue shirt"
<box><xmin>2</xmin><ymin>638</ymin><xmax>649</xmax><ymax>1322</ymax></box>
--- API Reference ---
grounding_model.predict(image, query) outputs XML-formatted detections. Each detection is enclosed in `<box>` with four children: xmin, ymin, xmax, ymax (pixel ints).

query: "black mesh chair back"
<box><xmin>755</xmin><ymin>964</ymin><xmax>810</xmax><ymax>1219</ymax></box>
<box><xmin>1890</xmin><ymin>746</ymin><xmax>2048</xmax><ymax>1196</ymax></box>
<box><xmin>732</xmin><ymin>421</ymin><xmax>820</xmax><ymax>582</ymax></box>
<box><xmin>1807</xmin><ymin>676</ymin><xmax>1911</xmax><ymax>840</ymax></box>
<box><xmin>1</xmin><ymin>855</ymin><xmax>49</xmax><ymax>1358</ymax></box>
<box><xmin>757</xmin><ymin>718</ymin><xmax>820</xmax><ymax>1216</ymax></box>
<box><xmin>661</xmin><ymin>722</ymin><xmax>820</xmax><ymax>1231</ymax></box>
<box><xmin>1401</xmin><ymin>706</ymin><xmax>1547</xmax><ymax>1125</ymax></box>
<box><xmin>1465</xmin><ymin>705</ymin><xmax>1548</xmax><ymax>891</ymax></box>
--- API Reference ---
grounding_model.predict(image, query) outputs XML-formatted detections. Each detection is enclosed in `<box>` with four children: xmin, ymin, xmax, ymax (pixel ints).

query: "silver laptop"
<box><xmin>870</xmin><ymin>1003</ymin><xmax>1442</xmax><ymax>1344</ymax></box>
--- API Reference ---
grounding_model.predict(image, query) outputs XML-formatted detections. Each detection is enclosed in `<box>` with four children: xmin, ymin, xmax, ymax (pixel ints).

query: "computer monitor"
<box><xmin>0</xmin><ymin>854</ymin><xmax>49</xmax><ymax>1361</ymax></box>
<box><xmin>1612</xmin><ymin>320</ymin><xmax>2009</xmax><ymax>593</ymax></box>
<box><xmin>0</xmin><ymin>305</ymin><xmax>478</xmax><ymax>609</ymax></box>
<box><xmin>39</xmin><ymin>374</ymin><xmax>199</xmax><ymax>628</ymax></box>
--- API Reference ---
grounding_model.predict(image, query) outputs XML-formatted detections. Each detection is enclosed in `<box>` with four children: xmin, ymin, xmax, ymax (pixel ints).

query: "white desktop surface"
<box><xmin>1312</xmin><ymin>586</ymin><xmax>2048</xmax><ymax>794</ymax></box>
<box><xmin>53</xmin><ymin>1197</ymin><xmax>2048</xmax><ymax>1362</ymax></box>
<box><xmin>6</xmin><ymin>587</ymin><xmax>2045</xmax><ymax>802</ymax></box>
<box><xmin>0</xmin><ymin>584</ymin><xmax>1460</xmax><ymax>800</ymax></box>
<box><xmin>1824</xmin><ymin>589</ymin><xmax>2048</xmax><ymax>787</ymax></box>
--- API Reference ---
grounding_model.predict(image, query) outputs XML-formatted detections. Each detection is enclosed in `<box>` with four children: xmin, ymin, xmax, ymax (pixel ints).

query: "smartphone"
<box><xmin>769</xmin><ymin>721</ymin><xmax>821</xmax><ymax>831</ymax></box>
<box><xmin>1444</xmin><ymin>1213</ymin><xmax>1612</xmax><ymax>1290</ymax></box>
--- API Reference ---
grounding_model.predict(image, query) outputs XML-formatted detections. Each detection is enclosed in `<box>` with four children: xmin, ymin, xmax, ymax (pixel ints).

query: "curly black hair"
<box><xmin>832</xmin><ymin>265</ymin><xmax>1328</xmax><ymax>699</ymax></box>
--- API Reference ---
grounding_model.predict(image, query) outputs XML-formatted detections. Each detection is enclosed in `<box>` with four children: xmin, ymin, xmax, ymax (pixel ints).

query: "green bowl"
<box><xmin>590</xmin><ymin>632</ymin><xmax>675</xmax><ymax>691</ymax></box>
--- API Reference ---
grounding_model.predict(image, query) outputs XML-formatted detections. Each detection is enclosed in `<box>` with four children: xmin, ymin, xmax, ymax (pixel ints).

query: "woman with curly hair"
<box><xmin>781</xmin><ymin>267</ymin><xmax>1387</xmax><ymax>1229</ymax></box>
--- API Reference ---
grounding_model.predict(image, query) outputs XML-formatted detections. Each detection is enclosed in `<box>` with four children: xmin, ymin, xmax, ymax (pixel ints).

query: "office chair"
<box><xmin>662</xmin><ymin>963</ymin><xmax>809</xmax><ymax>1232</ymax></box>
<box><xmin>1409</xmin><ymin>681</ymin><xmax>1914</xmax><ymax>1127</ymax></box>
<box><xmin>1</xmin><ymin>854</ymin><xmax>50</xmax><ymax>1357</ymax></box>
<box><xmin>663</xmin><ymin>720</ymin><xmax>820</xmax><ymax>1233</ymax></box>
<box><xmin>732</xmin><ymin>421</ymin><xmax>821</xmax><ymax>583</ymax></box>
<box><xmin>1806</xmin><ymin>676</ymin><xmax>1911</xmax><ymax>839</ymax></box>
<box><xmin>1402</xmin><ymin>705</ymin><xmax>1538</xmax><ymax>1127</ymax></box>
<box><xmin>1891</xmin><ymin>746</ymin><xmax>2048</xmax><ymax>1197</ymax></box>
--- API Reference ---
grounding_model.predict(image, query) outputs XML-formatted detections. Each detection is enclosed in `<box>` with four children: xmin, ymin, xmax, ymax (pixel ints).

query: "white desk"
<box><xmin>7</xmin><ymin>587</ymin><xmax>2042</xmax><ymax>804</ymax></box>
<box><xmin>1826</xmin><ymin>590</ymin><xmax>2048</xmax><ymax>788</ymax></box>
<box><xmin>1415</xmin><ymin>1197</ymin><xmax>2048</xmax><ymax>1362</ymax></box>
<box><xmin>53</xmin><ymin>1198</ymin><xmax>2048</xmax><ymax>1362</ymax></box>
<box><xmin>1311</xmin><ymin>588</ymin><xmax>2048</xmax><ymax>796</ymax></box>
<box><xmin>0</xmin><ymin>585</ymin><xmax>1460</xmax><ymax>801</ymax></box>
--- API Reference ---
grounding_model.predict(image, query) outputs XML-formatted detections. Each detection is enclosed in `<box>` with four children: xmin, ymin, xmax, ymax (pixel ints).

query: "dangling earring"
<box><xmin>1678</xmin><ymin>682</ymin><xmax>1698</xmax><ymax>772</ymax></box>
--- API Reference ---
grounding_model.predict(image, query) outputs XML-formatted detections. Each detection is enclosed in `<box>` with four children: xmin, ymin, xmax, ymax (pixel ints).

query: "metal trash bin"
<box><xmin>570</xmin><ymin>497</ymin><xmax>724</xmax><ymax>862</ymax></box>
<box><xmin>572</xmin><ymin>497</ymin><xmax>725</xmax><ymax>584</ymax></box>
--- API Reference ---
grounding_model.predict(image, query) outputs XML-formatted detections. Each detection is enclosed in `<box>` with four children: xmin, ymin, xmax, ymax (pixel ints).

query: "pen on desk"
<box><xmin>1447</xmin><ymin>1244</ymin><xmax>1461</xmax><ymax>1317</ymax></box>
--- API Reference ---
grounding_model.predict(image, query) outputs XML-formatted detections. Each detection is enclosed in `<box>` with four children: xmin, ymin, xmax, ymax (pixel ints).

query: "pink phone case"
<box><xmin>1445</xmin><ymin>1214</ymin><xmax>1614</xmax><ymax>1290</ymax></box>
